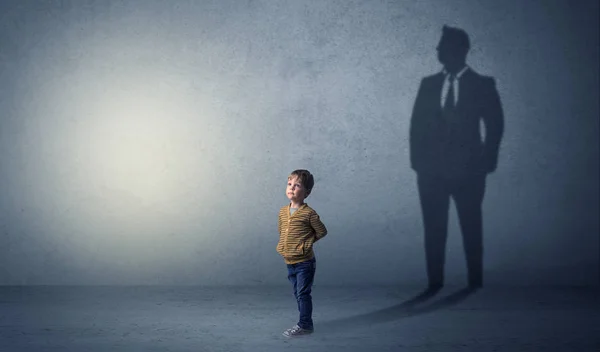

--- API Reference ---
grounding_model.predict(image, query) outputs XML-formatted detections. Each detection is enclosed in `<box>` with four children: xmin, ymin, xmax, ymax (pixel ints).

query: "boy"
<box><xmin>277</xmin><ymin>169</ymin><xmax>327</xmax><ymax>337</ymax></box>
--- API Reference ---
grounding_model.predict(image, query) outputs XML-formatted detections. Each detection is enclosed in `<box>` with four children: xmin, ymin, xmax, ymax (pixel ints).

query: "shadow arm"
<box><xmin>409</xmin><ymin>79</ymin><xmax>427</xmax><ymax>172</ymax></box>
<box><xmin>481</xmin><ymin>78</ymin><xmax>504</xmax><ymax>173</ymax></box>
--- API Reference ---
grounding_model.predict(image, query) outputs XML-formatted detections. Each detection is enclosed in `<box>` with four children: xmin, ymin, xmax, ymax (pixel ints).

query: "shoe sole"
<box><xmin>282</xmin><ymin>330</ymin><xmax>314</xmax><ymax>337</ymax></box>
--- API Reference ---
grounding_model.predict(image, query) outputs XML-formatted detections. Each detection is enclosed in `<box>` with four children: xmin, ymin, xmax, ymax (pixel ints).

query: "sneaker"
<box><xmin>282</xmin><ymin>324</ymin><xmax>314</xmax><ymax>337</ymax></box>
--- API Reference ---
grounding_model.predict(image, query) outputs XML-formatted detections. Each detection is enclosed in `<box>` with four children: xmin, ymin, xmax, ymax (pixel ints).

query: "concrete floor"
<box><xmin>1</xmin><ymin>285</ymin><xmax>598</xmax><ymax>352</ymax></box>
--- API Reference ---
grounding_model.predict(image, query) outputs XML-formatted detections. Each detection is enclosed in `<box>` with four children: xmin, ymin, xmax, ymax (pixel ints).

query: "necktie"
<box><xmin>443</xmin><ymin>75</ymin><xmax>455</xmax><ymax>112</ymax></box>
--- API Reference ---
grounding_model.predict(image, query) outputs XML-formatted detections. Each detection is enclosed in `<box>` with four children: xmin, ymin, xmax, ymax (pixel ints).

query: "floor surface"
<box><xmin>1</xmin><ymin>285</ymin><xmax>599</xmax><ymax>351</ymax></box>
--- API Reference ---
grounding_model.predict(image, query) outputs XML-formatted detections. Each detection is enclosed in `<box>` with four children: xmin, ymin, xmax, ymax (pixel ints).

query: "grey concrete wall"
<box><xmin>0</xmin><ymin>0</ymin><xmax>597</xmax><ymax>285</ymax></box>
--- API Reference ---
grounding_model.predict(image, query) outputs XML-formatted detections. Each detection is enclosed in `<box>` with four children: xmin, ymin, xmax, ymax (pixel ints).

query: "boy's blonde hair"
<box><xmin>288</xmin><ymin>169</ymin><xmax>314</xmax><ymax>196</ymax></box>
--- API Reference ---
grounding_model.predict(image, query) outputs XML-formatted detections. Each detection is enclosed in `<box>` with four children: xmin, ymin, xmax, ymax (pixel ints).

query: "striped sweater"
<box><xmin>276</xmin><ymin>203</ymin><xmax>328</xmax><ymax>264</ymax></box>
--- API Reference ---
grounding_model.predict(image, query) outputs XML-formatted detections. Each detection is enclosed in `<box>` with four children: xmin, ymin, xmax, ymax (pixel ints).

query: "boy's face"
<box><xmin>286</xmin><ymin>176</ymin><xmax>308</xmax><ymax>204</ymax></box>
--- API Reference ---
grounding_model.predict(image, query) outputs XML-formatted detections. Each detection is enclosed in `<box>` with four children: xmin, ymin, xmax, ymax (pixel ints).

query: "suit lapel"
<box><xmin>456</xmin><ymin>68</ymin><xmax>475</xmax><ymax>111</ymax></box>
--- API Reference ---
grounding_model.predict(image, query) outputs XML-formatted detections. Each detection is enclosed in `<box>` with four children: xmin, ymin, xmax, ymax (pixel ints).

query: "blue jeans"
<box><xmin>286</xmin><ymin>257</ymin><xmax>316</xmax><ymax>330</ymax></box>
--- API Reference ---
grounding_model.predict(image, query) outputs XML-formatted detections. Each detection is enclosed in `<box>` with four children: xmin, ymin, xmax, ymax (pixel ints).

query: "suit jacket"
<box><xmin>409</xmin><ymin>68</ymin><xmax>504</xmax><ymax>177</ymax></box>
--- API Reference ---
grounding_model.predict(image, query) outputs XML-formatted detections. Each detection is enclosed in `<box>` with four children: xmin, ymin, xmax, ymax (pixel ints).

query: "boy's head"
<box><xmin>286</xmin><ymin>169</ymin><xmax>314</xmax><ymax>204</ymax></box>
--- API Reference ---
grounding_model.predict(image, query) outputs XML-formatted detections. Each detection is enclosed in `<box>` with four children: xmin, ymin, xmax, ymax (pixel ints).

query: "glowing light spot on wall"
<box><xmin>85</xmin><ymin>91</ymin><xmax>179</xmax><ymax>204</ymax></box>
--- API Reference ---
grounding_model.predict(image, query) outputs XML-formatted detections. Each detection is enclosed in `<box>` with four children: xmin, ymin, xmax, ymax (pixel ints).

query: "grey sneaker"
<box><xmin>282</xmin><ymin>324</ymin><xmax>314</xmax><ymax>337</ymax></box>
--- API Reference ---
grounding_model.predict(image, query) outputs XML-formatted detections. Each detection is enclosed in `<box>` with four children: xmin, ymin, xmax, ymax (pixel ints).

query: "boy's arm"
<box><xmin>310</xmin><ymin>212</ymin><xmax>327</xmax><ymax>242</ymax></box>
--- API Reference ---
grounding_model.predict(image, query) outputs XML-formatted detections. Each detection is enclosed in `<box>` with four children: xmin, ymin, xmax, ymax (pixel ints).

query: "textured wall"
<box><xmin>0</xmin><ymin>0</ymin><xmax>597</xmax><ymax>285</ymax></box>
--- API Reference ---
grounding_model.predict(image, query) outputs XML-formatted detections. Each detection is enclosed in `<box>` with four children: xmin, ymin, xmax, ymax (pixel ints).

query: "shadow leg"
<box><xmin>453</xmin><ymin>175</ymin><xmax>486</xmax><ymax>287</ymax></box>
<box><xmin>418</xmin><ymin>174</ymin><xmax>451</xmax><ymax>288</ymax></box>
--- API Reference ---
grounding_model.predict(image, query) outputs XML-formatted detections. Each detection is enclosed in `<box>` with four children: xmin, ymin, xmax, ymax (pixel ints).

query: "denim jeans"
<box><xmin>286</xmin><ymin>257</ymin><xmax>316</xmax><ymax>330</ymax></box>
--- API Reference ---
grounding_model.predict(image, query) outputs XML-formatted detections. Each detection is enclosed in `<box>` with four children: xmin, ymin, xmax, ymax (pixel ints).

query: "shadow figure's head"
<box><xmin>437</xmin><ymin>25</ymin><xmax>470</xmax><ymax>72</ymax></box>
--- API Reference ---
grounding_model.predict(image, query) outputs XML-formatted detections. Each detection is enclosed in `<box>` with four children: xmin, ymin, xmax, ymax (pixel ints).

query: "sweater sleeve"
<box><xmin>310</xmin><ymin>211</ymin><xmax>328</xmax><ymax>241</ymax></box>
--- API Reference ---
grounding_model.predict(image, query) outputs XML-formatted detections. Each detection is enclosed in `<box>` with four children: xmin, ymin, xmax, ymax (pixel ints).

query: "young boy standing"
<box><xmin>277</xmin><ymin>169</ymin><xmax>327</xmax><ymax>337</ymax></box>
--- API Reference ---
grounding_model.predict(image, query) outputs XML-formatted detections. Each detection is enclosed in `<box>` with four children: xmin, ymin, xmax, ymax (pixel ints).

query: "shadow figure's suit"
<box><xmin>410</xmin><ymin>67</ymin><xmax>504</xmax><ymax>287</ymax></box>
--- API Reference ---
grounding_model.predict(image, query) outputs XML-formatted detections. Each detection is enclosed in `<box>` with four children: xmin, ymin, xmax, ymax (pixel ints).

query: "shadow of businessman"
<box><xmin>409</xmin><ymin>26</ymin><xmax>504</xmax><ymax>290</ymax></box>
<box><xmin>318</xmin><ymin>286</ymin><xmax>479</xmax><ymax>333</ymax></box>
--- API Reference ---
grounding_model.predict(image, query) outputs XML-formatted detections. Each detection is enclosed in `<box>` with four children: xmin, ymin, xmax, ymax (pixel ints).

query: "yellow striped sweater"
<box><xmin>276</xmin><ymin>203</ymin><xmax>328</xmax><ymax>264</ymax></box>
